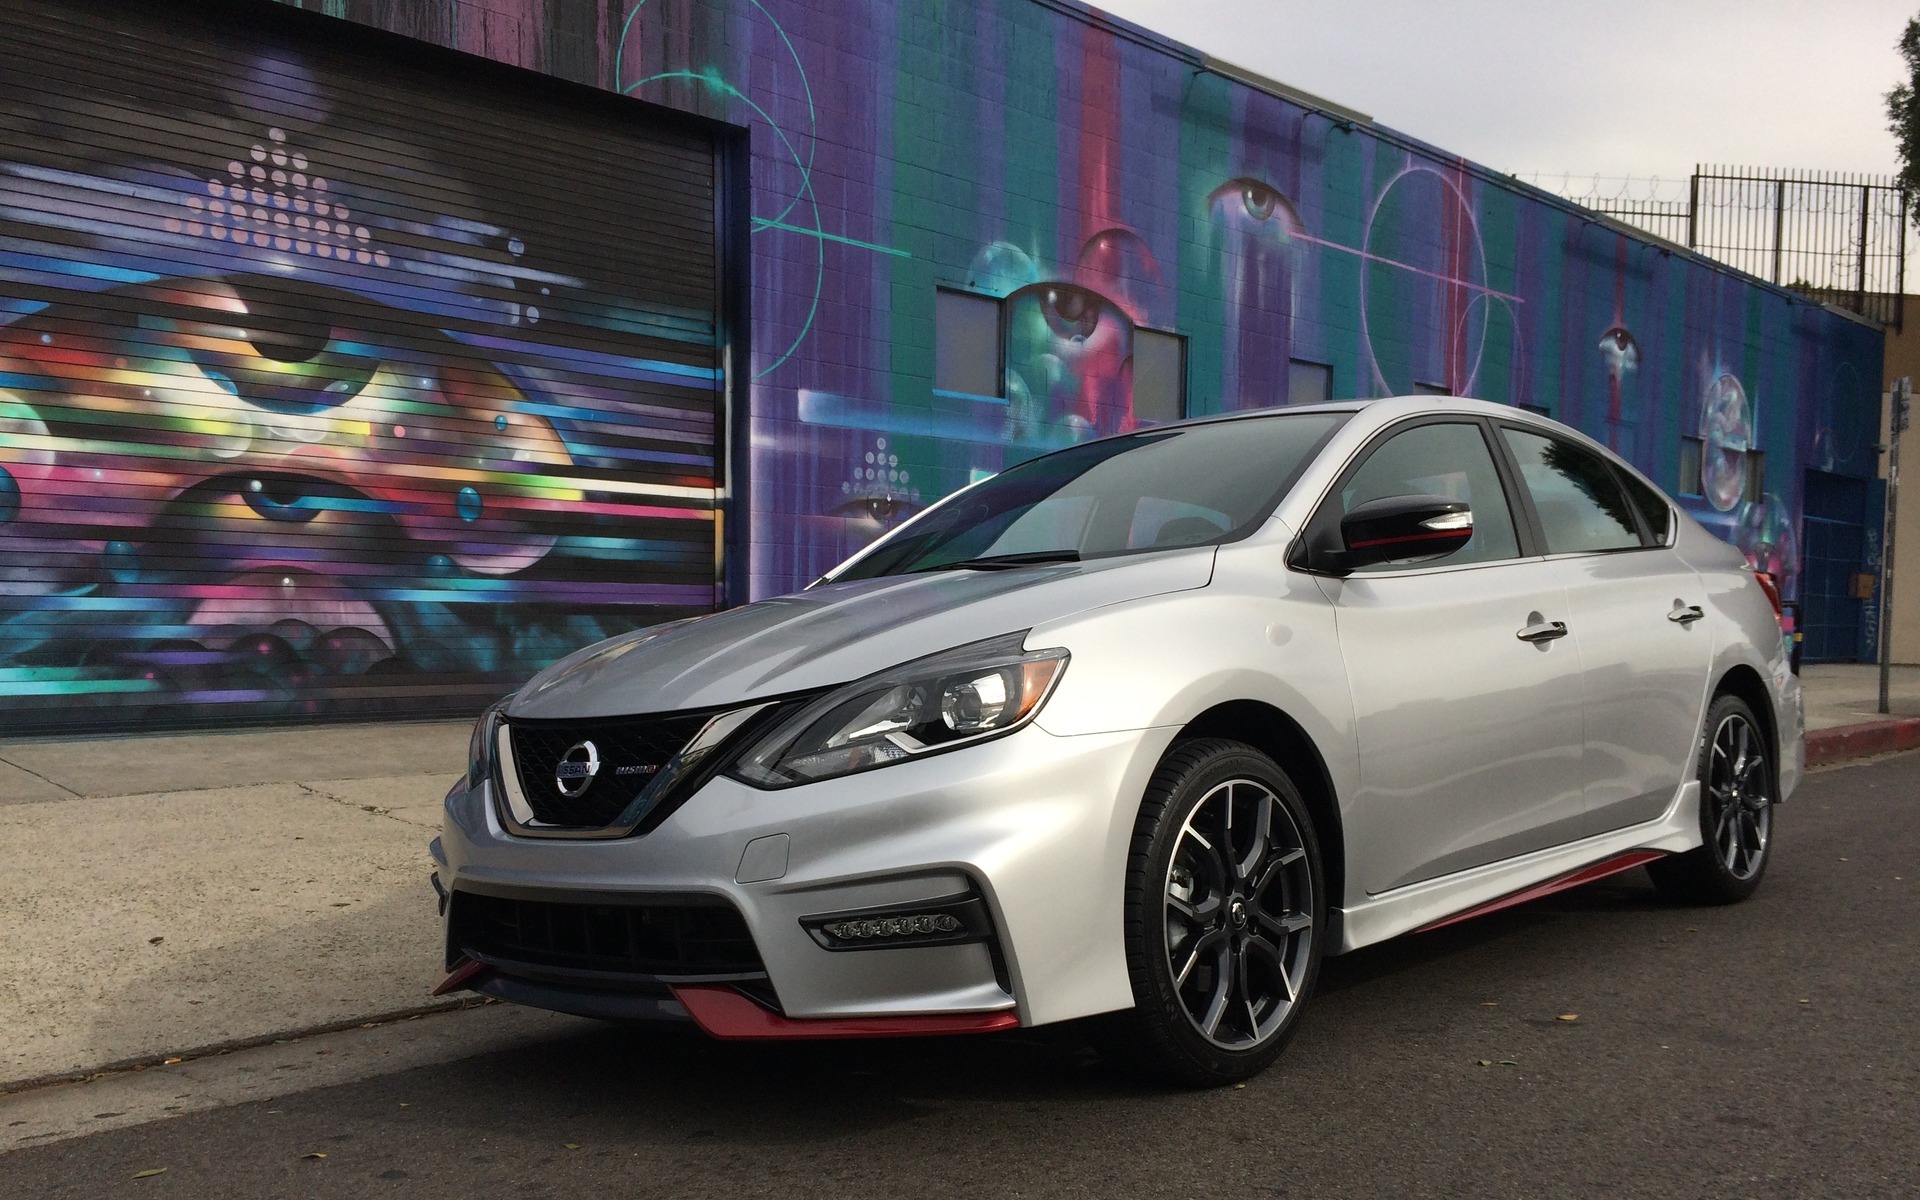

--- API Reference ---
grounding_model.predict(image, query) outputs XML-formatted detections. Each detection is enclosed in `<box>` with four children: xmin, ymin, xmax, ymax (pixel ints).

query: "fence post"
<box><xmin>1686</xmin><ymin>172</ymin><xmax>1699</xmax><ymax>249</ymax></box>
<box><xmin>1771</xmin><ymin>178</ymin><xmax>1786</xmax><ymax>284</ymax></box>
<box><xmin>1900</xmin><ymin>188</ymin><xmax>1909</xmax><ymax>332</ymax></box>
<box><xmin>1857</xmin><ymin>184</ymin><xmax>1872</xmax><ymax>314</ymax></box>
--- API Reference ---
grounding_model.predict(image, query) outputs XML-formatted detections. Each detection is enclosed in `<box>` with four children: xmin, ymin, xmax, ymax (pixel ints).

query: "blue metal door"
<box><xmin>1800</xmin><ymin>471</ymin><xmax>1868</xmax><ymax>663</ymax></box>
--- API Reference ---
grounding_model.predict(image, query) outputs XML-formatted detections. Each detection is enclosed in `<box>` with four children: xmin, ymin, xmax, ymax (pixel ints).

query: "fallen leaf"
<box><xmin>1499</xmin><ymin>1059</ymin><xmax>1519</xmax><ymax>1066</ymax></box>
<box><xmin>1232</xmin><ymin>1083</ymin><xmax>1247</xmax><ymax>1090</ymax></box>
<box><xmin>1798</xmin><ymin>999</ymin><xmax>1811</xmax><ymax>1005</ymax></box>
<box><xmin>133</xmin><ymin>1168</ymin><xmax>167</xmax><ymax>1179</ymax></box>
<box><xmin>1480</xmin><ymin>1001</ymin><xmax>1499</xmax><ymax>1007</ymax></box>
<box><xmin>1476</xmin><ymin>1059</ymin><xmax>1492</xmax><ymax>1067</ymax></box>
<box><xmin>163</xmin><ymin>1057</ymin><xmax>182</xmax><ymax>1065</ymax></box>
<box><xmin>1557</xmin><ymin>1013</ymin><xmax>1579</xmax><ymax>1022</ymax></box>
<box><xmin>302</xmin><ymin>1152</ymin><xmax>327</xmax><ymax>1160</ymax></box>
<box><xmin>148</xmin><ymin>936</ymin><xmax>164</xmax><ymax>945</ymax></box>
<box><xmin>564</xmin><ymin>1143</ymin><xmax>580</xmax><ymax>1150</ymax></box>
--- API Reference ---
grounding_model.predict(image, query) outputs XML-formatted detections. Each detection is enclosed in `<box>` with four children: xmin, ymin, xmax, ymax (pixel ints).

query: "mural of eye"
<box><xmin>1038</xmin><ymin>284</ymin><xmax>1107</xmax><ymax>342</ymax></box>
<box><xmin>1205</xmin><ymin>177</ymin><xmax>1307</xmax><ymax>411</ymax></box>
<box><xmin>1004</xmin><ymin>281</ymin><xmax>1134</xmax><ymax>440</ymax></box>
<box><xmin>1598</xmin><ymin>325</ymin><xmax>1640</xmax><ymax>376</ymax></box>
<box><xmin>1208</xmin><ymin>178</ymin><xmax>1305</xmax><ymax>239</ymax></box>
<box><xmin>831</xmin><ymin>492</ymin><xmax>925</xmax><ymax>526</ymax></box>
<box><xmin>241</xmin><ymin>474</ymin><xmax>325</xmax><ymax>523</ymax></box>
<box><xmin>835</xmin><ymin>436</ymin><xmax>923</xmax><ymax>531</ymax></box>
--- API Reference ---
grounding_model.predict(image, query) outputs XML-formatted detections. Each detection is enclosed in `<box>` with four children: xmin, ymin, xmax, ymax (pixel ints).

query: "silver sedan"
<box><xmin>433</xmin><ymin>397</ymin><xmax>1798</xmax><ymax>1085</ymax></box>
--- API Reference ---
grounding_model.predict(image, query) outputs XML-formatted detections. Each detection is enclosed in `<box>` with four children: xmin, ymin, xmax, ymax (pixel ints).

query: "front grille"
<box><xmin>449</xmin><ymin>889</ymin><xmax>764</xmax><ymax>978</ymax></box>
<box><xmin>505</xmin><ymin>710</ymin><xmax>717</xmax><ymax>828</ymax></box>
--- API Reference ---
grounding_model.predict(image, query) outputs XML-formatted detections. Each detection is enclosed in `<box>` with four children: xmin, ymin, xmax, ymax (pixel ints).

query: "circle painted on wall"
<box><xmin>1700</xmin><ymin>373</ymin><xmax>1751</xmax><ymax>513</ymax></box>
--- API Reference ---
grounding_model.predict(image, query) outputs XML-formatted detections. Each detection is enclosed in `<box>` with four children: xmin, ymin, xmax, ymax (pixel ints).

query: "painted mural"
<box><xmin>0</xmin><ymin>0</ymin><xmax>723</xmax><ymax>732</ymax></box>
<box><xmin>597</xmin><ymin>0</ymin><xmax>1882</xmax><ymax>602</ymax></box>
<box><xmin>0</xmin><ymin>0</ymin><xmax>1888</xmax><ymax>732</ymax></box>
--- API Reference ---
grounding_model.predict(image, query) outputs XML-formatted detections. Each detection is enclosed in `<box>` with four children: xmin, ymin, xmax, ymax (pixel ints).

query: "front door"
<box><xmin>1312</xmin><ymin>419</ymin><xmax>1588</xmax><ymax>895</ymax></box>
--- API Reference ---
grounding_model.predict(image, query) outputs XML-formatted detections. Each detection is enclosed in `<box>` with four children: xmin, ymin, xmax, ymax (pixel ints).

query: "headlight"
<box><xmin>729</xmin><ymin>633</ymin><xmax>1068</xmax><ymax>787</ymax></box>
<box><xmin>466</xmin><ymin>698</ymin><xmax>510</xmax><ymax>790</ymax></box>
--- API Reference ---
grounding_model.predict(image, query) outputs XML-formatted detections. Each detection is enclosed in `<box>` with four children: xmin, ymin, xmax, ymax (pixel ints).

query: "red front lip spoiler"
<box><xmin>431</xmin><ymin>957</ymin><xmax>490</xmax><ymax>996</ymax></box>
<box><xmin>670</xmin><ymin>984</ymin><xmax>1020</xmax><ymax>1040</ymax></box>
<box><xmin>1414</xmin><ymin>849</ymin><xmax>1668</xmax><ymax>933</ymax></box>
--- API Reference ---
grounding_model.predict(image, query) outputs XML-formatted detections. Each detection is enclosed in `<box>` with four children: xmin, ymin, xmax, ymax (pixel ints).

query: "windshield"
<box><xmin>827</xmin><ymin>412</ymin><xmax>1347</xmax><ymax>581</ymax></box>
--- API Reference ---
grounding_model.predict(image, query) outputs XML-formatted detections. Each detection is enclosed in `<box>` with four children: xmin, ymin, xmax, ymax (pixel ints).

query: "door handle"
<box><xmin>1668</xmin><ymin>604</ymin><xmax>1705</xmax><ymax>626</ymax></box>
<box><xmin>1516</xmin><ymin>619</ymin><xmax>1569</xmax><ymax>643</ymax></box>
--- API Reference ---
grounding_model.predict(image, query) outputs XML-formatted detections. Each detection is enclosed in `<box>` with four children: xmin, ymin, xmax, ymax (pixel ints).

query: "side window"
<box><xmin>1614</xmin><ymin>466</ymin><xmax>1673</xmax><ymax>545</ymax></box>
<box><xmin>1338</xmin><ymin>422</ymin><xmax>1520</xmax><ymax>569</ymax></box>
<box><xmin>1500</xmin><ymin>428</ymin><xmax>1642</xmax><ymax>554</ymax></box>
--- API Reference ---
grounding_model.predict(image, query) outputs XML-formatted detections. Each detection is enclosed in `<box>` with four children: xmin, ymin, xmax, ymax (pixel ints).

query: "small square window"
<box><xmin>935</xmin><ymin>288</ymin><xmax>1002</xmax><ymax>399</ymax></box>
<box><xmin>1678</xmin><ymin>436</ymin><xmax>1704</xmax><ymax>496</ymax></box>
<box><xmin>1746</xmin><ymin>449</ymin><xmax>1766</xmax><ymax>502</ymax></box>
<box><xmin>1133</xmin><ymin>329</ymin><xmax>1186</xmax><ymax>425</ymax></box>
<box><xmin>1288</xmin><ymin>358</ymin><xmax>1331</xmax><ymax>407</ymax></box>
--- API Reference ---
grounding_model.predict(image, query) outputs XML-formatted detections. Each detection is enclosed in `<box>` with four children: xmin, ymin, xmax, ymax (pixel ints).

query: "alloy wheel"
<box><xmin>1706</xmin><ymin>712</ymin><xmax>1771</xmax><ymax>880</ymax></box>
<box><xmin>1163</xmin><ymin>778</ymin><xmax>1316</xmax><ymax>1050</ymax></box>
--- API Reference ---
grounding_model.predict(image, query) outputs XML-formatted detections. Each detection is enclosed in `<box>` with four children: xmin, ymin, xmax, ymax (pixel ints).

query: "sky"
<box><xmin>1093</xmin><ymin>0</ymin><xmax>1914</xmax><ymax>201</ymax></box>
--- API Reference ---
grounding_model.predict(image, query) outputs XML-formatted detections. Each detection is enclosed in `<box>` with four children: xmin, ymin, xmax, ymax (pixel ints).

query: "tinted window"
<box><xmin>1501</xmin><ymin>428</ymin><xmax>1642</xmax><ymax>554</ymax></box>
<box><xmin>1338</xmin><ymin>422</ymin><xmax>1519</xmax><ymax>569</ymax></box>
<box><xmin>1615</xmin><ymin>466</ymin><xmax>1673</xmax><ymax>545</ymax></box>
<box><xmin>832</xmin><ymin>414</ymin><xmax>1345</xmax><ymax>580</ymax></box>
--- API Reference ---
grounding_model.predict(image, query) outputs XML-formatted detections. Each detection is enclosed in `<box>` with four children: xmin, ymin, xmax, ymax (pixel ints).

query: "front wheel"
<box><xmin>1107</xmin><ymin>738</ymin><xmax>1325</xmax><ymax>1086</ymax></box>
<box><xmin>1648</xmin><ymin>694</ymin><xmax>1775</xmax><ymax>905</ymax></box>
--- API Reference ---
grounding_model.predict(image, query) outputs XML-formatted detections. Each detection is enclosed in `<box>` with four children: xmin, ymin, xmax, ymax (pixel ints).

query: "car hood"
<box><xmin>507</xmin><ymin>548</ymin><xmax>1216</xmax><ymax>719</ymax></box>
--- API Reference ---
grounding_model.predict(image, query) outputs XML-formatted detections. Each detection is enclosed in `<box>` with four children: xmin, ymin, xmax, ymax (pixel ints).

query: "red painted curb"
<box><xmin>1805</xmin><ymin>718</ymin><xmax>1920</xmax><ymax>767</ymax></box>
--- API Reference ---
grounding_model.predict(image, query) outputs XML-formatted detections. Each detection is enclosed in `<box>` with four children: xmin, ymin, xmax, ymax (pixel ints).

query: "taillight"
<box><xmin>1753</xmin><ymin>570</ymin><xmax>1785</xmax><ymax>626</ymax></box>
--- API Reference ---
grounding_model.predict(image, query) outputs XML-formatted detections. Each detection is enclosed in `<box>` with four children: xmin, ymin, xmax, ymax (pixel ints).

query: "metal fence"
<box><xmin>1522</xmin><ymin>167</ymin><xmax>1909</xmax><ymax>329</ymax></box>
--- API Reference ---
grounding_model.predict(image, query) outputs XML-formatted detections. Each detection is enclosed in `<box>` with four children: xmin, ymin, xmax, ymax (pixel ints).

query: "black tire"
<box><xmin>1104</xmin><ymin>738</ymin><xmax>1326</xmax><ymax>1087</ymax></box>
<box><xmin>1648</xmin><ymin>693</ymin><xmax>1775</xmax><ymax>905</ymax></box>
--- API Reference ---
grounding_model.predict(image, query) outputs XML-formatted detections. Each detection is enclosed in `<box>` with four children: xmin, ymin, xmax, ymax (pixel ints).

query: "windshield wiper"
<box><xmin>913</xmin><ymin>549</ymin><xmax>1083</xmax><ymax>572</ymax></box>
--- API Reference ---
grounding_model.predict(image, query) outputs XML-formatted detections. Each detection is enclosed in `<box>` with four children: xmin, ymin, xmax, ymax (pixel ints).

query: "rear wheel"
<box><xmin>1649</xmin><ymin>694</ymin><xmax>1774</xmax><ymax>905</ymax></box>
<box><xmin>1107</xmin><ymin>738</ymin><xmax>1325</xmax><ymax>1086</ymax></box>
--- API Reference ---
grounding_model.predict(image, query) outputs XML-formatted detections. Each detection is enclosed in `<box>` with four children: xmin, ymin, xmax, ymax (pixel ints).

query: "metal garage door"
<box><xmin>0</xmin><ymin>0</ymin><xmax>734</xmax><ymax>734</ymax></box>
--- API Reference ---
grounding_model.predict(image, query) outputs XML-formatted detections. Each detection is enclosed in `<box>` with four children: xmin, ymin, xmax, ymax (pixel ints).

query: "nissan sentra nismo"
<box><xmin>432</xmin><ymin>396</ymin><xmax>1798</xmax><ymax>1085</ymax></box>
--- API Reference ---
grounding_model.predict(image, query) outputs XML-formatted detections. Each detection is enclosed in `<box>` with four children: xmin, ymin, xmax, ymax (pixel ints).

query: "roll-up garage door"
<box><xmin>0</xmin><ymin>0</ymin><xmax>732</xmax><ymax>734</ymax></box>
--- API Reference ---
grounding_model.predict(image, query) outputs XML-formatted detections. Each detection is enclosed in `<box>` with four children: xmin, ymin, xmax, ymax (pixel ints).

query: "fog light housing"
<box><xmin>800</xmin><ymin>892</ymin><xmax>993</xmax><ymax>951</ymax></box>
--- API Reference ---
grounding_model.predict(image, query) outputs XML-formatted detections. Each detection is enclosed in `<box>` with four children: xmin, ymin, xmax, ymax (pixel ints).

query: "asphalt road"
<box><xmin>7</xmin><ymin>753</ymin><xmax>1916</xmax><ymax>1200</ymax></box>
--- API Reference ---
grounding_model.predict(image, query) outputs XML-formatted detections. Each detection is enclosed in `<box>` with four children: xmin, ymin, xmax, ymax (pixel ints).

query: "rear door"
<box><xmin>1310</xmin><ymin>418</ymin><xmax>1587</xmax><ymax>895</ymax></box>
<box><xmin>1496</xmin><ymin>426</ymin><xmax>1713</xmax><ymax>835</ymax></box>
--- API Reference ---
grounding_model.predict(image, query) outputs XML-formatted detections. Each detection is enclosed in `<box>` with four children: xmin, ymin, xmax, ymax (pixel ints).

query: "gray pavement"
<box><xmin>0</xmin><ymin>667</ymin><xmax>1912</xmax><ymax>1094</ymax></box>
<box><xmin>1800</xmin><ymin>662</ymin><xmax>1920</xmax><ymax>730</ymax></box>
<box><xmin>2</xmin><ymin>749</ymin><xmax>1914</xmax><ymax>1198</ymax></box>
<box><xmin>0</xmin><ymin>721</ymin><xmax>467</xmax><ymax>1088</ymax></box>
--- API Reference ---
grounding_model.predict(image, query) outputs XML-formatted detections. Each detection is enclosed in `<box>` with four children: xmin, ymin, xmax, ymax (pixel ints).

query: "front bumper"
<box><xmin>435</xmin><ymin>720</ymin><xmax>1180</xmax><ymax>1031</ymax></box>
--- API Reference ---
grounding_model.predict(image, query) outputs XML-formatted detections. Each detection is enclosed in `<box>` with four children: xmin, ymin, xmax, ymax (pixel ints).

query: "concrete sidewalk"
<box><xmin>0</xmin><ymin>721</ymin><xmax>469</xmax><ymax>1090</ymax></box>
<box><xmin>1799</xmin><ymin>663</ymin><xmax>1920</xmax><ymax>763</ymax></box>
<box><xmin>1</xmin><ymin>665</ymin><xmax>1916</xmax><ymax>1092</ymax></box>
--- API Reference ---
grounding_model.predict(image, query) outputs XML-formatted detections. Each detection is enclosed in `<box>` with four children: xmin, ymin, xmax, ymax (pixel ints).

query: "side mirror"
<box><xmin>1313</xmin><ymin>494</ymin><xmax>1474</xmax><ymax>574</ymax></box>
